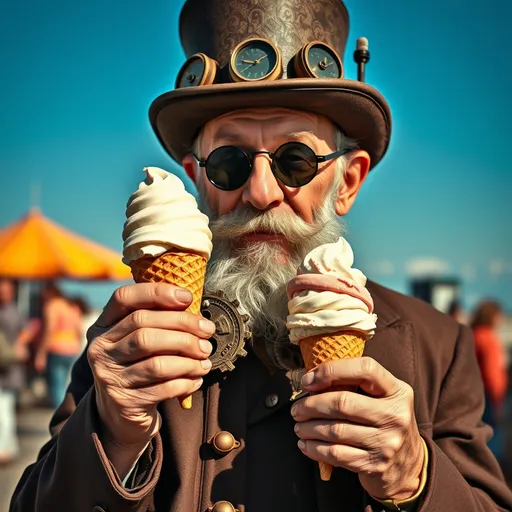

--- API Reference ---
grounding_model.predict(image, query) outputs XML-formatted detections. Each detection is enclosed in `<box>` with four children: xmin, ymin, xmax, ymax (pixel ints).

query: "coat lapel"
<box><xmin>363</xmin><ymin>282</ymin><xmax>417</xmax><ymax>388</ymax></box>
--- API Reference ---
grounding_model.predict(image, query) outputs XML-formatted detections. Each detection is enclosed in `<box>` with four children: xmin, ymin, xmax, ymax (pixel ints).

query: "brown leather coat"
<box><xmin>10</xmin><ymin>282</ymin><xmax>512</xmax><ymax>511</ymax></box>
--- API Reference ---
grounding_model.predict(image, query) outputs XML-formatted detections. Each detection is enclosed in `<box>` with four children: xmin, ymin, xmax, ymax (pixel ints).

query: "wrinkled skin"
<box><xmin>87</xmin><ymin>283</ymin><xmax>216</xmax><ymax>477</ymax></box>
<box><xmin>292</xmin><ymin>358</ymin><xmax>425</xmax><ymax>501</ymax></box>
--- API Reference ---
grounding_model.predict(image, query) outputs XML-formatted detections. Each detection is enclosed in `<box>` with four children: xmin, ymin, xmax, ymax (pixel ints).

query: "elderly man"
<box><xmin>11</xmin><ymin>0</ymin><xmax>512</xmax><ymax>511</ymax></box>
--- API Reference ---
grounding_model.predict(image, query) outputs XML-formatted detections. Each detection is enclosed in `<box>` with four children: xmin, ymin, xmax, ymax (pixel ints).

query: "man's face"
<box><xmin>183</xmin><ymin>108</ymin><xmax>369</xmax><ymax>368</ymax></box>
<box><xmin>196</xmin><ymin>108</ymin><xmax>342</xmax><ymax>226</ymax></box>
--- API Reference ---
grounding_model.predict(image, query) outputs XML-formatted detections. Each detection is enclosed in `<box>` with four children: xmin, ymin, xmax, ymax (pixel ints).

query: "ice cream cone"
<box><xmin>298</xmin><ymin>329</ymin><xmax>366</xmax><ymax>481</ymax></box>
<box><xmin>130</xmin><ymin>250</ymin><xmax>208</xmax><ymax>409</ymax></box>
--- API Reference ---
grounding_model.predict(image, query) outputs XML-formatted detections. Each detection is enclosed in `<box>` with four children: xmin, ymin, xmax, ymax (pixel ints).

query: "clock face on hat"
<box><xmin>230</xmin><ymin>38</ymin><xmax>282</xmax><ymax>82</ymax></box>
<box><xmin>294</xmin><ymin>42</ymin><xmax>343</xmax><ymax>79</ymax></box>
<box><xmin>307</xmin><ymin>44</ymin><xmax>342</xmax><ymax>78</ymax></box>
<box><xmin>175</xmin><ymin>53</ymin><xmax>218</xmax><ymax>89</ymax></box>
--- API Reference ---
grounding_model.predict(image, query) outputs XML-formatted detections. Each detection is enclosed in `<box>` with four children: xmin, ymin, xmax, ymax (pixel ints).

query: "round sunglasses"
<box><xmin>195</xmin><ymin>141</ymin><xmax>350</xmax><ymax>191</ymax></box>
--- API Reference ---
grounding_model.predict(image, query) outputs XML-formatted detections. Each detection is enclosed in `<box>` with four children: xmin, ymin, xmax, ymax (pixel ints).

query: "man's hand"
<box><xmin>86</xmin><ymin>283</ymin><xmax>216</xmax><ymax>477</ymax></box>
<box><xmin>291</xmin><ymin>357</ymin><xmax>425</xmax><ymax>502</ymax></box>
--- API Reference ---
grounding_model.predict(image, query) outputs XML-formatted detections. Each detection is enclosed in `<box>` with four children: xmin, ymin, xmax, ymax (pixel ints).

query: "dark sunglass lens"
<box><xmin>273</xmin><ymin>143</ymin><xmax>317</xmax><ymax>187</ymax></box>
<box><xmin>205</xmin><ymin>147</ymin><xmax>251</xmax><ymax>191</ymax></box>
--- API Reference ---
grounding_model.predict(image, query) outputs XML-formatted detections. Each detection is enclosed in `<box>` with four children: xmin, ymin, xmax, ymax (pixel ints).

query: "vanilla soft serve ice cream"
<box><xmin>286</xmin><ymin>237</ymin><xmax>377</xmax><ymax>344</ymax></box>
<box><xmin>122</xmin><ymin>167</ymin><xmax>213</xmax><ymax>410</ymax></box>
<box><xmin>287</xmin><ymin>237</ymin><xmax>377</xmax><ymax>481</ymax></box>
<box><xmin>122</xmin><ymin>167</ymin><xmax>212</xmax><ymax>264</ymax></box>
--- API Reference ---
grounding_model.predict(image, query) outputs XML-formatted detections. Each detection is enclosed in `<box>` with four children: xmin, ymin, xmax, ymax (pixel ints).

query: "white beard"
<box><xmin>199</xmin><ymin>179</ymin><xmax>344</xmax><ymax>369</ymax></box>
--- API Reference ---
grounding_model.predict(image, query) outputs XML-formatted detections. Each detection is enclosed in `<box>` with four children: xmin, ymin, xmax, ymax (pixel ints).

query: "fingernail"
<box><xmin>294</xmin><ymin>423</ymin><xmax>299</xmax><ymax>434</ymax></box>
<box><xmin>201</xmin><ymin>358</ymin><xmax>212</xmax><ymax>369</ymax></box>
<box><xmin>200</xmin><ymin>319</ymin><xmax>216</xmax><ymax>335</ymax></box>
<box><xmin>302</xmin><ymin>371</ymin><xmax>315</xmax><ymax>389</ymax></box>
<box><xmin>291</xmin><ymin>403</ymin><xmax>298</xmax><ymax>418</ymax></box>
<box><xmin>176</xmin><ymin>289</ymin><xmax>193</xmax><ymax>304</ymax></box>
<box><xmin>297</xmin><ymin>440</ymin><xmax>306</xmax><ymax>451</ymax></box>
<box><xmin>199</xmin><ymin>339</ymin><xmax>213</xmax><ymax>354</ymax></box>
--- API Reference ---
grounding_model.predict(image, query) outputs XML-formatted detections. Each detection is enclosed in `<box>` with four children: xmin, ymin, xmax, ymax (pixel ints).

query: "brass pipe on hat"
<box><xmin>354</xmin><ymin>36</ymin><xmax>370</xmax><ymax>82</ymax></box>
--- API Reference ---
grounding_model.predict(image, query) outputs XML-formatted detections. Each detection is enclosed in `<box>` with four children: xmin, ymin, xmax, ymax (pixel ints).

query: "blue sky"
<box><xmin>0</xmin><ymin>0</ymin><xmax>510</xmax><ymax>312</ymax></box>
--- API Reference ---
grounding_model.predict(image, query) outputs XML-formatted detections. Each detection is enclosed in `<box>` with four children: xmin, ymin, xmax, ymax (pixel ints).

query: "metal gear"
<box><xmin>201</xmin><ymin>291</ymin><xmax>251</xmax><ymax>372</ymax></box>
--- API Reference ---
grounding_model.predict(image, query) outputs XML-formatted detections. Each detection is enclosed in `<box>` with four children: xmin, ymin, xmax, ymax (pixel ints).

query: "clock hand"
<box><xmin>240</xmin><ymin>55</ymin><xmax>267</xmax><ymax>74</ymax></box>
<box><xmin>241</xmin><ymin>59</ymin><xmax>257</xmax><ymax>64</ymax></box>
<box><xmin>318</xmin><ymin>59</ymin><xmax>334</xmax><ymax>70</ymax></box>
<box><xmin>240</xmin><ymin>63</ymin><xmax>255</xmax><ymax>73</ymax></box>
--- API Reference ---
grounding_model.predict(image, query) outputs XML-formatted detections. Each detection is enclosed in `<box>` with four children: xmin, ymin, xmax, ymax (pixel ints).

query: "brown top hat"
<box><xmin>149</xmin><ymin>0</ymin><xmax>391</xmax><ymax>169</ymax></box>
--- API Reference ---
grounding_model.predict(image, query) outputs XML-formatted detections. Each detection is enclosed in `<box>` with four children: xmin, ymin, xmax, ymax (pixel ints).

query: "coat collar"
<box><xmin>366</xmin><ymin>280</ymin><xmax>402</xmax><ymax>329</ymax></box>
<box><xmin>362</xmin><ymin>281</ymin><xmax>416</xmax><ymax>387</ymax></box>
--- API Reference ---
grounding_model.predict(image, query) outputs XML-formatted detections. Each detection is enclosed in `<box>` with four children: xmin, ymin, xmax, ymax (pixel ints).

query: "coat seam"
<box><xmin>435</xmin><ymin>323</ymin><xmax>461</xmax><ymax>412</ymax></box>
<box><xmin>197</xmin><ymin>385</ymin><xmax>209</xmax><ymax>512</ymax></box>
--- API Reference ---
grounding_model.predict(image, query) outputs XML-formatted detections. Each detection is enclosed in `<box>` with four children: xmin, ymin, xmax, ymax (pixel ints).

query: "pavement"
<box><xmin>0</xmin><ymin>406</ymin><xmax>52</xmax><ymax>512</ymax></box>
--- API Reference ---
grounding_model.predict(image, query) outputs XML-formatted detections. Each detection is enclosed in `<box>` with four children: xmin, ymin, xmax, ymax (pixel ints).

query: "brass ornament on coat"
<box><xmin>209</xmin><ymin>431</ymin><xmax>241</xmax><ymax>455</ymax></box>
<box><xmin>208</xmin><ymin>501</ymin><xmax>239</xmax><ymax>512</ymax></box>
<box><xmin>201</xmin><ymin>293</ymin><xmax>250</xmax><ymax>372</ymax></box>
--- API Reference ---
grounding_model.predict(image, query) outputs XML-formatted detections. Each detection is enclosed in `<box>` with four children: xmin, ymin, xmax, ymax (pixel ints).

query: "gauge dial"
<box><xmin>175</xmin><ymin>53</ymin><xmax>218</xmax><ymax>88</ymax></box>
<box><xmin>294</xmin><ymin>41</ymin><xmax>343</xmax><ymax>79</ymax></box>
<box><xmin>230</xmin><ymin>38</ymin><xmax>282</xmax><ymax>82</ymax></box>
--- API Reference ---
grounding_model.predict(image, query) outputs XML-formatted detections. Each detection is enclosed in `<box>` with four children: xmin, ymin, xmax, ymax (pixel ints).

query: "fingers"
<box><xmin>96</xmin><ymin>283</ymin><xmax>195</xmax><ymax>328</ymax></box>
<box><xmin>291</xmin><ymin>390</ymin><xmax>391</xmax><ymax>426</ymax></box>
<box><xmin>102</xmin><ymin>308</ymin><xmax>216</xmax><ymax>343</ymax></box>
<box><xmin>297</xmin><ymin>439</ymin><xmax>373</xmax><ymax>473</ymax></box>
<box><xmin>141</xmin><ymin>377</ymin><xmax>204</xmax><ymax>403</ymax></box>
<box><xmin>121</xmin><ymin>355</ymin><xmax>212</xmax><ymax>388</ymax></box>
<box><xmin>294</xmin><ymin>419</ymin><xmax>380</xmax><ymax>449</ymax></box>
<box><xmin>111</xmin><ymin>328</ymin><xmax>213</xmax><ymax>364</ymax></box>
<box><xmin>303</xmin><ymin>357</ymin><xmax>401</xmax><ymax>398</ymax></box>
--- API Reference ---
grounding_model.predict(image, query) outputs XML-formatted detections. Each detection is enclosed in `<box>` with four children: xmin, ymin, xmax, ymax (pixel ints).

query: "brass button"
<box><xmin>265</xmin><ymin>393</ymin><xmax>279</xmax><ymax>408</ymax></box>
<box><xmin>210</xmin><ymin>431</ymin><xmax>240</xmax><ymax>455</ymax></box>
<box><xmin>209</xmin><ymin>500</ymin><xmax>239</xmax><ymax>512</ymax></box>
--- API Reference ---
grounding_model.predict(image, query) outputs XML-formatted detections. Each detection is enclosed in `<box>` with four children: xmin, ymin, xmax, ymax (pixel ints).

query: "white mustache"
<box><xmin>208</xmin><ymin>205</ymin><xmax>335</xmax><ymax>246</ymax></box>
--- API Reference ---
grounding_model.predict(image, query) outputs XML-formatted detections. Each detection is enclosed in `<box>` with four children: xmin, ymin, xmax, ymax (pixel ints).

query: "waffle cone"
<box><xmin>130</xmin><ymin>250</ymin><xmax>208</xmax><ymax>409</ymax></box>
<box><xmin>298</xmin><ymin>330</ymin><xmax>366</xmax><ymax>481</ymax></box>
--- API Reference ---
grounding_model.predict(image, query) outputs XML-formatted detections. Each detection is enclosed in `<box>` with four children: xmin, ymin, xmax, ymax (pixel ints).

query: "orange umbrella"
<box><xmin>0</xmin><ymin>209</ymin><xmax>131</xmax><ymax>280</ymax></box>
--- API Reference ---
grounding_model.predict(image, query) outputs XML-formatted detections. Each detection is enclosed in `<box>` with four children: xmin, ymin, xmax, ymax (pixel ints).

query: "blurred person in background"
<box><xmin>69</xmin><ymin>295</ymin><xmax>96</xmax><ymax>350</ymax></box>
<box><xmin>447</xmin><ymin>299</ymin><xmax>466</xmax><ymax>324</ymax></box>
<box><xmin>35</xmin><ymin>284</ymin><xmax>82</xmax><ymax>409</ymax></box>
<box><xmin>15</xmin><ymin>290</ymin><xmax>47</xmax><ymax>403</ymax></box>
<box><xmin>0</xmin><ymin>278</ymin><xmax>25</xmax><ymax>464</ymax></box>
<box><xmin>470</xmin><ymin>299</ymin><xmax>508</xmax><ymax>457</ymax></box>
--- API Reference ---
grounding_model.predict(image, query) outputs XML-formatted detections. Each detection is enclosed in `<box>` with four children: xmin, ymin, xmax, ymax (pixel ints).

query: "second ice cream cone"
<box><xmin>299</xmin><ymin>330</ymin><xmax>366</xmax><ymax>481</ymax></box>
<box><xmin>286</xmin><ymin>237</ymin><xmax>378</xmax><ymax>482</ymax></box>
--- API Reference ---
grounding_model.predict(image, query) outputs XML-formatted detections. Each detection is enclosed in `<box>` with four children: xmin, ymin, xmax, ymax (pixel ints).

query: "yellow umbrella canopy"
<box><xmin>0</xmin><ymin>209</ymin><xmax>131</xmax><ymax>280</ymax></box>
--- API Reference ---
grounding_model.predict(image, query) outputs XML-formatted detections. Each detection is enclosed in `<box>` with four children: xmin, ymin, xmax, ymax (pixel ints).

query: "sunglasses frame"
<box><xmin>195</xmin><ymin>141</ymin><xmax>351</xmax><ymax>191</ymax></box>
